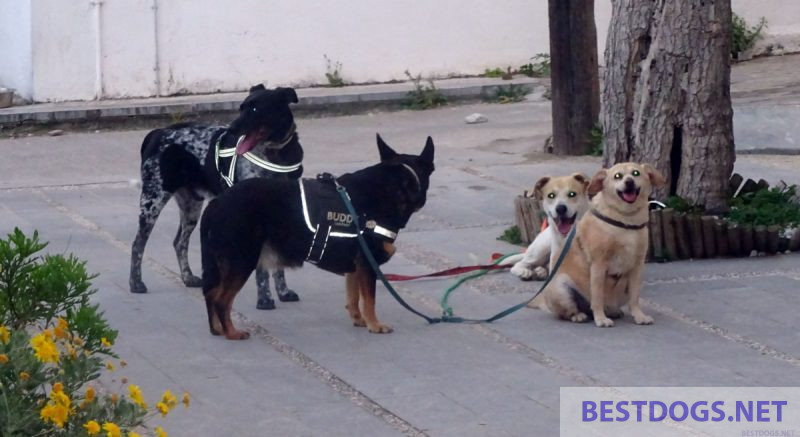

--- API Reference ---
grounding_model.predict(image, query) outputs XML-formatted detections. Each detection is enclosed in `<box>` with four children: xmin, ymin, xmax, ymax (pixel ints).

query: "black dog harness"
<box><xmin>299</xmin><ymin>174</ymin><xmax>399</xmax><ymax>273</ymax></box>
<box><xmin>214</xmin><ymin>125</ymin><xmax>300</xmax><ymax>187</ymax></box>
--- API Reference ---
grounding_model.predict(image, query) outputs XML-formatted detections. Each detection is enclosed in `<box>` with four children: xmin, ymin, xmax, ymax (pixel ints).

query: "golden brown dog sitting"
<box><xmin>532</xmin><ymin>163</ymin><xmax>666</xmax><ymax>327</ymax></box>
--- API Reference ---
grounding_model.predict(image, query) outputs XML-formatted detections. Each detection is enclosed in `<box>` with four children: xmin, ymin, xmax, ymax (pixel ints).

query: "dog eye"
<box><xmin>614</xmin><ymin>173</ymin><xmax>622</xmax><ymax>179</ymax></box>
<box><xmin>547</xmin><ymin>193</ymin><xmax>555</xmax><ymax>199</ymax></box>
<box><xmin>568</xmin><ymin>191</ymin><xmax>576</xmax><ymax>198</ymax></box>
<box><xmin>632</xmin><ymin>170</ymin><xmax>640</xmax><ymax>177</ymax></box>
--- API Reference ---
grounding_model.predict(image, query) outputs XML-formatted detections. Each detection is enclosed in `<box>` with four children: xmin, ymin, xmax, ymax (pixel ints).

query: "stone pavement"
<box><xmin>1</xmin><ymin>100</ymin><xmax>799</xmax><ymax>436</ymax></box>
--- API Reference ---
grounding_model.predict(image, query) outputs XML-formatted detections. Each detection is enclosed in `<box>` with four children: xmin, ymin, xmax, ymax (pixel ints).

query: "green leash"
<box><xmin>336</xmin><ymin>183</ymin><xmax>575</xmax><ymax>324</ymax></box>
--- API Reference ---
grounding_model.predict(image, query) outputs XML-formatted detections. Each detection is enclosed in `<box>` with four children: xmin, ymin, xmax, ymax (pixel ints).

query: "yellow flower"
<box><xmin>40</xmin><ymin>385</ymin><xmax>71</xmax><ymax>428</ymax></box>
<box><xmin>30</xmin><ymin>332</ymin><xmax>60</xmax><ymax>363</ymax></box>
<box><xmin>40</xmin><ymin>403</ymin><xmax>69</xmax><ymax>428</ymax></box>
<box><xmin>128</xmin><ymin>432</ymin><xmax>141</xmax><ymax>437</ymax></box>
<box><xmin>155</xmin><ymin>427</ymin><xmax>167</xmax><ymax>437</ymax></box>
<box><xmin>156</xmin><ymin>402</ymin><xmax>169</xmax><ymax>417</ymax></box>
<box><xmin>111</xmin><ymin>393</ymin><xmax>119</xmax><ymax>404</ymax></box>
<box><xmin>101</xmin><ymin>337</ymin><xmax>112</xmax><ymax>347</ymax></box>
<box><xmin>0</xmin><ymin>354</ymin><xmax>8</xmax><ymax>364</ymax></box>
<box><xmin>0</xmin><ymin>325</ymin><xmax>9</xmax><ymax>344</ymax></box>
<box><xmin>54</xmin><ymin>318</ymin><xmax>70</xmax><ymax>340</ymax></box>
<box><xmin>128</xmin><ymin>384</ymin><xmax>147</xmax><ymax>408</ymax></box>
<box><xmin>160</xmin><ymin>389</ymin><xmax>178</xmax><ymax>409</ymax></box>
<box><xmin>182</xmin><ymin>392</ymin><xmax>190</xmax><ymax>408</ymax></box>
<box><xmin>42</xmin><ymin>329</ymin><xmax>54</xmax><ymax>340</ymax></box>
<box><xmin>19</xmin><ymin>371</ymin><xmax>30</xmax><ymax>381</ymax></box>
<box><xmin>80</xmin><ymin>386</ymin><xmax>96</xmax><ymax>409</ymax></box>
<box><xmin>84</xmin><ymin>420</ymin><xmax>101</xmax><ymax>435</ymax></box>
<box><xmin>105</xmin><ymin>361</ymin><xmax>115</xmax><ymax>371</ymax></box>
<box><xmin>102</xmin><ymin>422</ymin><xmax>121</xmax><ymax>437</ymax></box>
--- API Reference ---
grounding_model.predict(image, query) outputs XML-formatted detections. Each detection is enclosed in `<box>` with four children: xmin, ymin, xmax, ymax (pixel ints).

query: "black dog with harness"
<box><xmin>199</xmin><ymin>134</ymin><xmax>435</xmax><ymax>339</ymax></box>
<box><xmin>130</xmin><ymin>85</ymin><xmax>304</xmax><ymax>311</ymax></box>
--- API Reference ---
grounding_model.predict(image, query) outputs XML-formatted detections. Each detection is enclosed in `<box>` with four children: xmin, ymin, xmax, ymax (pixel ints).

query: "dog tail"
<box><xmin>139</xmin><ymin>129</ymin><xmax>161</xmax><ymax>162</ymax></box>
<box><xmin>159</xmin><ymin>145</ymin><xmax>204</xmax><ymax>193</ymax></box>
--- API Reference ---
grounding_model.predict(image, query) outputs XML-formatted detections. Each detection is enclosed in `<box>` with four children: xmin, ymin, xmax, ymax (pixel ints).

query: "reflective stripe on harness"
<box><xmin>214</xmin><ymin>129</ymin><xmax>301</xmax><ymax>187</ymax></box>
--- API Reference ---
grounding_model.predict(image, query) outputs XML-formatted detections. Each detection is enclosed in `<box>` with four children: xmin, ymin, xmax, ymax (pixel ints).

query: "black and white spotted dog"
<box><xmin>129</xmin><ymin>85</ymin><xmax>304</xmax><ymax>310</ymax></box>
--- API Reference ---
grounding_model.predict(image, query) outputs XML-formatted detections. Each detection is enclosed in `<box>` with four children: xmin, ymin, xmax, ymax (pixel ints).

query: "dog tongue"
<box><xmin>622</xmin><ymin>191</ymin><xmax>638</xmax><ymax>203</ymax></box>
<box><xmin>235</xmin><ymin>132</ymin><xmax>262</xmax><ymax>155</ymax></box>
<box><xmin>557</xmin><ymin>221</ymin><xmax>572</xmax><ymax>235</ymax></box>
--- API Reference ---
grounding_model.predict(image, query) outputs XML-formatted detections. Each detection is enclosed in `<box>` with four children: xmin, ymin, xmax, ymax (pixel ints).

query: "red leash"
<box><xmin>384</xmin><ymin>253</ymin><xmax>513</xmax><ymax>281</ymax></box>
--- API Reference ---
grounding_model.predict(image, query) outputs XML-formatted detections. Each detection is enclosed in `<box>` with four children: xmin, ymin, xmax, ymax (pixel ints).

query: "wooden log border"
<box><xmin>511</xmin><ymin>173</ymin><xmax>800</xmax><ymax>263</ymax></box>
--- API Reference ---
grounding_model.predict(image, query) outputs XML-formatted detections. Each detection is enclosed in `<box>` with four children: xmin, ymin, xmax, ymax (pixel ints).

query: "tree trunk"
<box><xmin>602</xmin><ymin>0</ymin><xmax>735</xmax><ymax>212</ymax></box>
<box><xmin>548</xmin><ymin>0</ymin><xmax>600</xmax><ymax>155</ymax></box>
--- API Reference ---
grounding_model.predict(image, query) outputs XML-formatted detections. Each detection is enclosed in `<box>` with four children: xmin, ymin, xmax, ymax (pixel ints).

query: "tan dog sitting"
<box><xmin>533</xmin><ymin>163</ymin><xmax>665</xmax><ymax>327</ymax></box>
<box><xmin>505</xmin><ymin>173</ymin><xmax>590</xmax><ymax>280</ymax></box>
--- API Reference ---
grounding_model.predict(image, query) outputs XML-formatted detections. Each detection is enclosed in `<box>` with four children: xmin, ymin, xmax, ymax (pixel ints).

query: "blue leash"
<box><xmin>336</xmin><ymin>183</ymin><xmax>575</xmax><ymax>324</ymax></box>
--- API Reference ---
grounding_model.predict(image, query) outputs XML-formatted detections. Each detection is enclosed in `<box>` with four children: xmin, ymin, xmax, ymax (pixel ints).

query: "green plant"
<box><xmin>731</xmin><ymin>13</ymin><xmax>767</xmax><ymax>57</ymax></box>
<box><xmin>324</xmin><ymin>54</ymin><xmax>345</xmax><ymax>87</ymax></box>
<box><xmin>484</xmin><ymin>67</ymin><xmax>505</xmax><ymax>78</ymax></box>
<box><xmin>726</xmin><ymin>185</ymin><xmax>800</xmax><ymax>227</ymax></box>
<box><xmin>497</xmin><ymin>225</ymin><xmax>524</xmax><ymax>246</ymax></box>
<box><xmin>0</xmin><ymin>228</ymin><xmax>189</xmax><ymax>436</ymax></box>
<box><xmin>518</xmin><ymin>53</ymin><xmax>551</xmax><ymax>77</ymax></box>
<box><xmin>403</xmin><ymin>70</ymin><xmax>447</xmax><ymax>110</ymax></box>
<box><xmin>664</xmin><ymin>195</ymin><xmax>704</xmax><ymax>215</ymax></box>
<box><xmin>588</xmin><ymin>124</ymin><xmax>604</xmax><ymax>156</ymax></box>
<box><xmin>0</xmin><ymin>229</ymin><xmax>95</xmax><ymax>329</ymax></box>
<box><xmin>493</xmin><ymin>84</ymin><xmax>531</xmax><ymax>104</ymax></box>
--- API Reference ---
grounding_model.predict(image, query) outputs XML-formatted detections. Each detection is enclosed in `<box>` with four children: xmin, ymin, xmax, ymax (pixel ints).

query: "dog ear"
<box><xmin>249</xmin><ymin>84</ymin><xmax>266</xmax><ymax>93</ymax></box>
<box><xmin>588</xmin><ymin>170</ymin><xmax>607</xmax><ymax>196</ymax></box>
<box><xmin>376</xmin><ymin>134</ymin><xmax>398</xmax><ymax>162</ymax></box>
<box><xmin>571</xmin><ymin>173</ymin><xmax>590</xmax><ymax>191</ymax></box>
<box><xmin>278</xmin><ymin>87</ymin><xmax>299</xmax><ymax>104</ymax></box>
<box><xmin>530</xmin><ymin>176</ymin><xmax>550</xmax><ymax>200</ymax></box>
<box><xmin>642</xmin><ymin>163</ymin><xmax>666</xmax><ymax>187</ymax></box>
<box><xmin>419</xmin><ymin>136</ymin><xmax>435</xmax><ymax>167</ymax></box>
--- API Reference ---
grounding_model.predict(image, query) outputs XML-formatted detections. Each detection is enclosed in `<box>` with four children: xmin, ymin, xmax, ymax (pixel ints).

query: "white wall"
<box><xmin>4</xmin><ymin>0</ymin><xmax>799</xmax><ymax>102</ymax></box>
<box><xmin>153</xmin><ymin>0</ymin><xmax>550</xmax><ymax>95</ymax></box>
<box><xmin>0</xmin><ymin>1</ymin><xmax>32</xmax><ymax>98</ymax></box>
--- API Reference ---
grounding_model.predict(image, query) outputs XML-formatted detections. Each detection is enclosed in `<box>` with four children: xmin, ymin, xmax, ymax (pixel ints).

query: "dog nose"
<box><xmin>624</xmin><ymin>179</ymin><xmax>636</xmax><ymax>189</ymax></box>
<box><xmin>555</xmin><ymin>204</ymin><xmax>567</xmax><ymax>216</ymax></box>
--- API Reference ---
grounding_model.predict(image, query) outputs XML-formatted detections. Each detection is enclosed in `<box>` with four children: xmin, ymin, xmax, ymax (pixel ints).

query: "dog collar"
<box><xmin>591</xmin><ymin>209</ymin><xmax>648</xmax><ymax>230</ymax></box>
<box><xmin>366</xmin><ymin>220</ymin><xmax>398</xmax><ymax>240</ymax></box>
<box><xmin>400</xmin><ymin>163</ymin><xmax>421</xmax><ymax>189</ymax></box>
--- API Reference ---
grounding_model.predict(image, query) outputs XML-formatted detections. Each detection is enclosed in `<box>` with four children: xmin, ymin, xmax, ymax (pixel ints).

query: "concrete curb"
<box><xmin>0</xmin><ymin>77</ymin><xmax>546</xmax><ymax>126</ymax></box>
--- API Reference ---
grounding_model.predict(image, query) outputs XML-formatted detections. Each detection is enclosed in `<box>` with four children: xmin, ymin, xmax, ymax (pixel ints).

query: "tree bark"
<box><xmin>548</xmin><ymin>0</ymin><xmax>600</xmax><ymax>155</ymax></box>
<box><xmin>602</xmin><ymin>0</ymin><xmax>735</xmax><ymax>212</ymax></box>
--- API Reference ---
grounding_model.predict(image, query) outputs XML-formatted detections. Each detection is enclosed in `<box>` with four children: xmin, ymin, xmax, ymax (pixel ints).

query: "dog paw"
<box><xmin>256</xmin><ymin>298</ymin><xmax>276</xmax><ymax>310</ymax></box>
<box><xmin>225</xmin><ymin>330</ymin><xmax>251</xmax><ymax>340</ymax></box>
<box><xmin>130</xmin><ymin>282</ymin><xmax>148</xmax><ymax>294</ymax></box>
<box><xmin>533</xmin><ymin>266</ymin><xmax>549</xmax><ymax>280</ymax></box>
<box><xmin>182</xmin><ymin>275</ymin><xmax>203</xmax><ymax>288</ymax></box>
<box><xmin>594</xmin><ymin>317</ymin><xmax>615</xmax><ymax>328</ymax></box>
<box><xmin>368</xmin><ymin>324</ymin><xmax>393</xmax><ymax>334</ymax></box>
<box><xmin>634</xmin><ymin>314</ymin><xmax>654</xmax><ymax>325</ymax></box>
<box><xmin>570</xmin><ymin>312</ymin><xmax>589</xmax><ymax>323</ymax></box>
<box><xmin>278</xmin><ymin>289</ymin><xmax>300</xmax><ymax>302</ymax></box>
<box><xmin>510</xmin><ymin>264</ymin><xmax>534</xmax><ymax>280</ymax></box>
